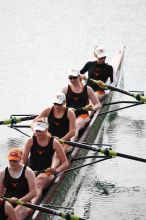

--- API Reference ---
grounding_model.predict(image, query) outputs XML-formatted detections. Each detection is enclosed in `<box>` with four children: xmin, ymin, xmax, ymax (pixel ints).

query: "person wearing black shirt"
<box><xmin>80</xmin><ymin>46</ymin><xmax>114</xmax><ymax>100</ymax></box>
<box><xmin>22</xmin><ymin>118</ymin><xmax>69</xmax><ymax>204</ymax></box>
<box><xmin>0</xmin><ymin>148</ymin><xmax>37</xmax><ymax>220</ymax></box>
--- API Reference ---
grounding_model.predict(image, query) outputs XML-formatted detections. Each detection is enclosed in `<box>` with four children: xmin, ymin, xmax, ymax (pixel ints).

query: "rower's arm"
<box><xmin>53</xmin><ymin>139</ymin><xmax>69</xmax><ymax>172</ymax></box>
<box><xmin>0</xmin><ymin>171</ymin><xmax>5</xmax><ymax>196</ymax></box>
<box><xmin>61</xmin><ymin>108</ymin><xmax>76</xmax><ymax>141</ymax></box>
<box><xmin>20</xmin><ymin>167</ymin><xmax>37</xmax><ymax>202</ymax></box>
<box><xmin>110</xmin><ymin>69</ymin><xmax>117</xmax><ymax>87</ymax></box>
<box><xmin>87</xmin><ymin>86</ymin><xmax>101</xmax><ymax>111</ymax></box>
<box><xmin>62</xmin><ymin>87</ymin><xmax>67</xmax><ymax>96</ymax></box>
<box><xmin>31</xmin><ymin>108</ymin><xmax>51</xmax><ymax>130</ymax></box>
<box><xmin>22</xmin><ymin>138</ymin><xmax>33</xmax><ymax>165</ymax></box>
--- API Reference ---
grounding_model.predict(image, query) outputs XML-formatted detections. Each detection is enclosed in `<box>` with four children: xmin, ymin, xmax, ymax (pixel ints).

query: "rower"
<box><xmin>62</xmin><ymin>69</ymin><xmax>101</xmax><ymax>141</ymax></box>
<box><xmin>0</xmin><ymin>198</ymin><xmax>18</xmax><ymax>220</ymax></box>
<box><xmin>22</xmin><ymin>118</ymin><xmax>69</xmax><ymax>204</ymax></box>
<box><xmin>32</xmin><ymin>92</ymin><xmax>76</xmax><ymax>152</ymax></box>
<box><xmin>0</xmin><ymin>147</ymin><xmax>37</xmax><ymax>220</ymax></box>
<box><xmin>80</xmin><ymin>45</ymin><xmax>114</xmax><ymax>101</ymax></box>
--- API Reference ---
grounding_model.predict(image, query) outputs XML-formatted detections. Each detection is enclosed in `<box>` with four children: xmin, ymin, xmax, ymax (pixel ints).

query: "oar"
<box><xmin>74</xmin><ymin>104</ymin><xmax>94</xmax><ymax>112</ymax></box>
<box><xmin>1</xmin><ymin>197</ymin><xmax>86</xmax><ymax>220</ymax></box>
<box><xmin>58</xmin><ymin>139</ymin><xmax>146</xmax><ymax>163</ymax></box>
<box><xmin>104</xmin><ymin>101</ymin><xmax>143</xmax><ymax>105</ymax></box>
<box><xmin>89</xmin><ymin>78</ymin><xmax>146</xmax><ymax>102</ymax></box>
<box><xmin>34</xmin><ymin>156</ymin><xmax>110</xmax><ymax>176</ymax></box>
<box><xmin>98</xmin><ymin>102</ymin><xmax>142</xmax><ymax>116</ymax></box>
<box><xmin>0</xmin><ymin>115</ymin><xmax>37</xmax><ymax>125</ymax></box>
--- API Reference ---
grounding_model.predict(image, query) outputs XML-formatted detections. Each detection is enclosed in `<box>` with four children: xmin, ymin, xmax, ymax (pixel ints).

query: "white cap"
<box><xmin>53</xmin><ymin>92</ymin><xmax>66</xmax><ymax>105</ymax></box>
<box><xmin>68</xmin><ymin>69</ymin><xmax>80</xmax><ymax>77</ymax></box>
<box><xmin>34</xmin><ymin>122</ymin><xmax>48</xmax><ymax>132</ymax></box>
<box><xmin>94</xmin><ymin>46</ymin><xmax>107</xmax><ymax>58</ymax></box>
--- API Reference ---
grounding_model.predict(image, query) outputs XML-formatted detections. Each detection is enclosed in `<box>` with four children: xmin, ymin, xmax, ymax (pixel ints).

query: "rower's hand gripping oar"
<box><xmin>0</xmin><ymin>115</ymin><xmax>37</xmax><ymax>125</ymax></box>
<box><xmin>89</xmin><ymin>78</ymin><xmax>146</xmax><ymax>102</ymax></box>
<box><xmin>74</xmin><ymin>104</ymin><xmax>94</xmax><ymax>112</ymax></box>
<box><xmin>1</xmin><ymin>197</ymin><xmax>86</xmax><ymax>220</ymax></box>
<box><xmin>59</xmin><ymin>139</ymin><xmax>146</xmax><ymax>163</ymax></box>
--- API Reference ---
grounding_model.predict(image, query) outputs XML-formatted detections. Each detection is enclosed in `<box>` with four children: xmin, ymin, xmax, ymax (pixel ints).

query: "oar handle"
<box><xmin>75</xmin><ymin>105</ymin><xmax>93</xmax><ymax>112</ymax></box>
<box><xmin>89</xmin><ymin>79</ymin><xmax>106</xmax><ymax>88</ymax></box>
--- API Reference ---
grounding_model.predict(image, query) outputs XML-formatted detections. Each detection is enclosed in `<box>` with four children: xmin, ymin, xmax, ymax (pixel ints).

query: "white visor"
<box><xmin>94</xmin><ymin>46</ymin><xmax>107</xmax><ymax>58</ymax></box>
<box><xmin>53</xmin><ymin>92</ymin><xmax>66</xmax><ymax>105</ymax></box>
<box><xmin>68</xmin><ymin>69</ymin><xmax>80</xmax><ymax>77</ymax></box>
<box><xmin>34</xmin><ymin>122</ymin><xmax>48</xmax><ymax>132</ymax></box>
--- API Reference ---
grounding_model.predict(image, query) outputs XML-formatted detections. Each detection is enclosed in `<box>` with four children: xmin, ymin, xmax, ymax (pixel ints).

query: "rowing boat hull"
<box><xmin>27</xmin><ymin>47</ymin><xmax>125</xmax><ymax>220</ymax></box>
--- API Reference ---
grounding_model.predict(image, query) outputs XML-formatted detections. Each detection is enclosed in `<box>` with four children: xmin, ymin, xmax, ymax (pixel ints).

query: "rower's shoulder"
<box><xmin>67</xmin><ymin>107</ymin><xmax>76</xmax><ymax>117</ymax></box>
<box><xmin>25</xmin><ymin>165</ymin><xmax>36</xmax><ymax>176</ymax></box>
<box><xmin>85</xmin><ymin>60</ymin><xmax>96</xmax><ymax>66</ymax></box>
<box><xmin>105</xmin><ymin>62</ymin><xmax>113</xmax><ymax>69</ymax></box>
<box><xmin>0</xmin><ymin>168</ymin><xmax>6</xmax><ymax>179</ymax></box>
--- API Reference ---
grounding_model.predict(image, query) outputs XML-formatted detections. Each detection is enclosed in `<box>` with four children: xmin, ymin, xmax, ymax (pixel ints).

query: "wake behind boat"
<box><xmin>26</xmin><ymin>47</ymin><xmax>125</xmax><ymax>220</ymax></box>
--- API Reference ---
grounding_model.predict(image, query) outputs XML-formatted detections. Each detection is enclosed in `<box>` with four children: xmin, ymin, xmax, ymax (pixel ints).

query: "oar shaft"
<box><xmin>0</xmin><ymin>118</ymin><xmax>17</xmax><ymax>125</ymax></box>
<box><xmin>107</xmin><ymin>85</ymin><xmax>146</xmax><ymax>102</ymax></box>
<box><xmin>117</xmin><ymin>152</ymin><xmax>146</xmax><ymax>163</ymax></box>
<box><xmin>107</xmin><ymin>84</ymin><xmax>135</xmax><ymax>98</ymax></box>
<box><xmin>100</xmin><ymin>148</ymin><xmax>146</xmax><ymax>163</ymax></box>
<box><xmin>21</xmin><ymin>202</ymin><xmax>62</xmax><ymax>215</ymax></box>
<box><xmin>90</xmin><ymin>78</ymin><xmax>146</xmax><ymax>102</ymax></box>
<box><xmin>62</xmin><ymin>140</ymin><xmax>99</xmax><ymax>152</ymax></box>
<box><xmin>59</xmin><ymin>140</ymin><xmax>146</xmax><ymax>163</ymax></box>
<box><xmin>0</xmin><ymin>115</ymin><xmax>37</xmax><ymax>125</ymax></box>
<box><xmin>20</xmin><ymin>203</ymin><xmax>85</xmax><ymax>220</ymax></box>
<box><xmin>18</xmin><ymin>115</ymin><xmax>37</xmax><ymax>122</ymax></box>
<box><xmin>2</xmin><ymin>197</ymin><xmax>85</xmax><ymax>220</ymax></box>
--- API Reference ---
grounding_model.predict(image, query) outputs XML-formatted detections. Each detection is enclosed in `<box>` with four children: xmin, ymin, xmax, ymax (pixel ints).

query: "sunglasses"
<box><xmin>35</xmin><ymin>130</ymin><xmax>45</xmax><ymax>132</ymax></box>
<box><xmin>10</xmin><ymin>160</ymin><xmax>18</xmax><ymax>163</ymax></box>
<box><xmin>54</xmin><ymin>103</ymin><xmax>63</xmax><ymax>106</ymax></box>
<box><xmin>98</xmin><ymin>56</ymin><xmax>106</xmax><ymax>59</ymax></box>
<box><xmin>68</xmin><ymin>76</ymin><xmax>78</xmax><ymax>80</ymax></box>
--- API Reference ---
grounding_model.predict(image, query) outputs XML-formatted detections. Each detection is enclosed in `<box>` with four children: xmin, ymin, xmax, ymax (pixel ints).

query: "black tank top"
<box><xmin>4</xmin><ymin>165</ymin><xmax>29</xmax><ymax>199</ymax></box>
<box><xmin>28</xmin><ymin>136</ymin><xmax>55</xmax><ymax>171</ymax></box>
<box><xmin>48</xmin><ymin>107</ymin><xmax>69</xmax><ymax>138</ymax></box>
<box><xmin>0</xmin><ymin>200</ymin><xmax>7</xmax><ymax>220</ymax></box>
<box><xmin>66</xmin><ymin>85</ymin><xmax>89</xmax><ymax>117</ymax></box>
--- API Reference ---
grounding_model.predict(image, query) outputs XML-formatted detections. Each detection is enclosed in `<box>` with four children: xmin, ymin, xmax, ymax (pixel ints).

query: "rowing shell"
<box><xmin>27</xmin><ymin>47</ymin><xmax>125</xmax><ymax>220</ymax></box>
